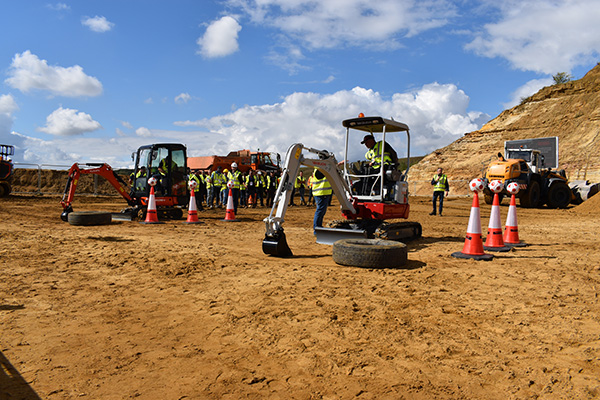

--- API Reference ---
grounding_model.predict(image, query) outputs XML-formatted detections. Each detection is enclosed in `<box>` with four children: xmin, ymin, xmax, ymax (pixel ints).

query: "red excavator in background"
<box><xmin>61</xmin><ymin>143</ymin><xmax>189</xmax><ymax>221</ymax></box>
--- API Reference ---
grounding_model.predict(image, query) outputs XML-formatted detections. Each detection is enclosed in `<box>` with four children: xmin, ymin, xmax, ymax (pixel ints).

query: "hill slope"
<box><xmin>410</xmin><ymin>64</ymin><xmax>600</xmax><ymax>195</ymax></box>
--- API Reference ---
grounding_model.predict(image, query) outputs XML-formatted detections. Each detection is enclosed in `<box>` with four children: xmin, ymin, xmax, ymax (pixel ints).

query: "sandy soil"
<box><xmin>1</xmin><ymin>193</ymin><xmax>599</xmax><ymax>399</ymax></box>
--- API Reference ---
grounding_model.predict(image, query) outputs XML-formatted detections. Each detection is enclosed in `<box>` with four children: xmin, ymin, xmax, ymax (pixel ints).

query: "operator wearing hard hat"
<box><xmin>226</xmin><ymin>162</ymin><xmax>242</xmax><ymax>213</ymax></box>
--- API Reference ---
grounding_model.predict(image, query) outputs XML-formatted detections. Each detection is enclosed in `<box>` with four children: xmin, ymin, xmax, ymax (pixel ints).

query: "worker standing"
<box><xmin>226</xmin><ymin>162</ymin><xmax>242</xmax><ymax>213</ymax></box>
<box><xmin>257</xmin><ymin>171</ymin><xmax>265</xmax><ymax>207</ymax></box>
<box><xmin>311</xmin><ymin>169</ymin><xmax>332</xmax><ymax>233</ymax></box>
<box><xmin>306</xmin><ymin>173</ymin><xmax>313</xmax><ymax>206</ymax></box>
<box><xmin>266</xmin><ymin>171</ymin><xmax>277</xmax><ymax>207</ymax></box>
<box><xmin>430</xmin><ymin>167</ymin><xmax>449</xmax><ymax>216</ymax></box>
<box><xmin>205</xmin><ymin>171</ymin><xmax>213</xmax><ymax>208</ymax></box>
<box><xmin>188</xmin><ymin>169</ymin><xmax>203</xmax><ymax>211</ymax></box>
<box><xmin>210</xmin><ymin>167</ymin><xmax>224</xmax><ymax>208</ymax></box>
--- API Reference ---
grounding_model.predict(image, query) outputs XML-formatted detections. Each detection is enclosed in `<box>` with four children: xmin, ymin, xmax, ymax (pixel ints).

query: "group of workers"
<box><xmin>185</xmin><ymin>164</ymin><xmax>323</xmax><ymax>214</ymax></box>
<box><xmin>129</xmin><ymin>134</ymin><xmax>450</xmax><ymax>231</ymax></box>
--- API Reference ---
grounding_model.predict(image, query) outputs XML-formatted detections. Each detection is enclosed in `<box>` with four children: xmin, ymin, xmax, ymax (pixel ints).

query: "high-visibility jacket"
<box><xmin>365</xmin><ymin>141</ymin><xmax>393</xmax><ymax>168</ymax></box>
<box><xmin>211</xmin><ymin>171</ymin><xmax>224</xmax><ymax>187</ymax></box>
<box><xmin>433</xmin><ymin>174</ymin><xmax>449</xmax><ymax>192</ymax></box>
<box><xmin>227</xmin><ymin>170</ymin><xmax>242</xmax><ymax>189</ymax></box>
<box><xmin>295</xmin><ymin>175</ymin><xmax>306</xmax><ymax>189</ymax></box>
<box><xmin>189</xmin><ymin>173</ymin><xmax>201</xmax><ymax>192</ymax></box>
<box><xmin>312</xmin><ymin>170</ymin><xmax>332</xmax><ymax>196</ymax></box>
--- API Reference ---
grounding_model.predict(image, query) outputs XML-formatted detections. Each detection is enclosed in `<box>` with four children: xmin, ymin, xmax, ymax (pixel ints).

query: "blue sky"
<box><xmin>1</xmin><ymin>0</ymin><xmax>599</xmax><ymax>167</ymax></box>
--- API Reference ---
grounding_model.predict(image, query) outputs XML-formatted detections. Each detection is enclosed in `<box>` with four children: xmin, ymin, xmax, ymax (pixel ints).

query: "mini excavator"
<box><xmin>262</xmin><ymin>115</ymin><xmax>422</xmax><ymax>257</ymax></box>
<box><xmin>61</xmin><ymin>143</ymin><xmax>189</xmax><ymax>221</ymax></box>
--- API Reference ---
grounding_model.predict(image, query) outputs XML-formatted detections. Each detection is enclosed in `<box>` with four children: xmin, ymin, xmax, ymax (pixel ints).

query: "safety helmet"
<box><xmin>223</xmin><ymin>168</ymin><xmax>228</xmax><ymax>173</ymax></box>
<box><xmin>231</xmin><ymin>162</ymin><xmax>238</xmax><ymax>168</ymax></box>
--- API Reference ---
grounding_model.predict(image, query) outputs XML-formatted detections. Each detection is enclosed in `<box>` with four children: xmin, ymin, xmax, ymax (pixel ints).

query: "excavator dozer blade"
<box><xmin>314</xmin><ymin>227</ymin><xmax>368</xmax><ymax>245</ymax></box>
<box><xmin>262</xmin><ymin>229</ymin><xmax>293</xmax><ymax>257</ymax></box>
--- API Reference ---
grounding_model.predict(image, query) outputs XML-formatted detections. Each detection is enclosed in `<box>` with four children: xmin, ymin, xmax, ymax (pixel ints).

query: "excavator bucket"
<box><xmin>262</xmin><ymin>228</ymin><xmax>293</xmax><ymax>257</ymax></box>
<box><xmin>314</xmin><ymin>226</ymin><xmax>368</xmax><ymax>245</ymax></box>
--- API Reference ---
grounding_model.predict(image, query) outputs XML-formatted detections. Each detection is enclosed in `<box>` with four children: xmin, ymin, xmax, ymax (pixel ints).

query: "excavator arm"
<box><xmin>60</xmin><ymin>163</ymin><xmax>135</xmax><ymax>220</ymax></box>
<box><xmin>262</xmin><ymin>143</ymin><xmax>362</xmax><ymax>257</ymax></box>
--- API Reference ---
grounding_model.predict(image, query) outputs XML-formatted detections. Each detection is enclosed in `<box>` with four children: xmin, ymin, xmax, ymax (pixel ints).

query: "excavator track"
<box><xmin>326</xmin><ymin>219</ymin><xmax>422</xmax><ymax>243</ymax></box>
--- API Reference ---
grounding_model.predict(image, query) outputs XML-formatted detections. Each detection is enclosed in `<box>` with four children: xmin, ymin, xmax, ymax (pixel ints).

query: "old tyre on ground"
<box><xmin>546</xmin><ymin>181</ymin><xmax>571</xmax><ymax>209</ymax></box>
<box><xmin>67</xmin><ymin>211</ymin><xmax>112</xmax><ymax>226</ymax></box>
<box><xmin>332</xmin><ymin>238</ymin><xmax>407</xmax><ymax>269</ymax></box>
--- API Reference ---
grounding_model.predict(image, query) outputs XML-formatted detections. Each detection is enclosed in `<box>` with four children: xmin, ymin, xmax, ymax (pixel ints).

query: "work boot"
<box><xmin>429</xmin><ymin>211</ymin><xmax>436</xmax><ymax>215</ymax></box>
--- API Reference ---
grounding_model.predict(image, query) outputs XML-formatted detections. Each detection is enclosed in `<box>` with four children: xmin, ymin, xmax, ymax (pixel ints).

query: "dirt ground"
<box><xmin>1</xmin><ymin>193</ymin><xmax>599</xmax><ymax>400</ymax></box>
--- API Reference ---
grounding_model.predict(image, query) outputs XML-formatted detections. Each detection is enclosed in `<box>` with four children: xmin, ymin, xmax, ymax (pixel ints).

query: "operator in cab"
<box><xmin>359</xmin><ymin>134</ymin><xmax>398</xmax><ymax>196</ymax></box>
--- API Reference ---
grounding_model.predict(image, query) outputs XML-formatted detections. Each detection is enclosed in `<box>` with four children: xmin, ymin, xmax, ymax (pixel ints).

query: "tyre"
<box><xmin>484</xmin><ymin>193</ymin><xmax>493</xmax><ymax>205</ymax></box>
<box><xmin>332</xmin><ymin>238</ymin><xmax>407</xmax><ymax>269</ymax></box>
<box><xmin>546</xmin><ymin>181</ymin><xmax>571</xmax><ymax>208</ymax></box>
<box><xmin>68</xmin><ymin>211</ymin><xmax>112</xmax><ymax>226</ymax></box>
<box><xmin>520</xmin><ymin>180</ymin><xmax>540</xmax><ymax>208</ymax></box>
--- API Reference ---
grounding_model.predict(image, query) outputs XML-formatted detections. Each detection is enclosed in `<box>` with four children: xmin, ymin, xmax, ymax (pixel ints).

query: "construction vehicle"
<box><xmin>61</xmin><ymin>143</ymin><xmax>189</xmax><ymax>221</ymax></box>
<box><xmin>0</xmin><ymin>144</ymin><xmax>15</xmax><ymax>197</ymax></box>
<box><xmin>262</xmin><ymin>115</ymin><xmax>422</xmax><ymax>257</ymax></box>
<box><xmin>483</xmin><ymin>137</ymin><xmax>572</xmax><ymax>208</ymax></box>
<box><xmin>187</xmin><ymin>149</ymin><xmax>280</xmax><ymax>173</ymax></box>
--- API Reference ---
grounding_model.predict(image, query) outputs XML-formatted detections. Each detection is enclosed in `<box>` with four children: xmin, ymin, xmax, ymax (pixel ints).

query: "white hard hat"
<box><xmin>231</xmin><ymin>162</ymin><xmax>238</xmax><ymax>168</ymax></box>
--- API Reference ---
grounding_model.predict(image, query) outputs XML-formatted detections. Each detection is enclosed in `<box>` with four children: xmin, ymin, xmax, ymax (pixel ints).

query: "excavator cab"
<box><xmin>133</xmin><ymin>144</ymin><xmax>188</xmax><ymax>198</ymax></box>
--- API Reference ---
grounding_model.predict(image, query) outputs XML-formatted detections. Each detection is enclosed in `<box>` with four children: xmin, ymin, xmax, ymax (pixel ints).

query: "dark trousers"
<box><xmin>432</xmin><ymin>191</ymin><xmax>445</xmax><ymax>214</ymax></box>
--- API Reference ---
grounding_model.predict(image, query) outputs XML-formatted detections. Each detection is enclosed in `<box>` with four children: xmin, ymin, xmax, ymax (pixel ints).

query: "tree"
<box><xmin>552</xmin><ymin>72</ymin><xmax>573</xmax><ymax>84</ymax></box>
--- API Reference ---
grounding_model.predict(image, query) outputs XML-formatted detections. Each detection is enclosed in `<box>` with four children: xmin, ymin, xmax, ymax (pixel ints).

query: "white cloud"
<box><xmin>5</xmin><ymin>51</ymin><xmax>103</xmax><ymax>97</ymax></box>
<box><xmin>37</xmin><ymin>107</ymin><xmax>102</xmax><ymax>136</ymax></box>
<box><xmin>503</xmin><ymin>78</ymin><xmax>553</xmax><ymax>109</ymax></box>
<box><xmin>135</xmin><ymin>127</ymin><xmax>153</xmax><ymax>137</ymax></box>
<box><xmin>466</xmin><ymin>0</ymin><xmax>600</xmax><ymax>74</ymax></box>
<box><xmin>46</xmin><ymin>3</ymin><xmax>70</xmax><ymax>11</ymax></box>
<box><xmin>0</xmin><ymin>94</ymin><xmax>19</xmax><ymax>144</ymax></box>
<box><xmin>230</xmin><ymin>0</ymin><xmax>455</xmax><ymax>50</ymax></box>
<box><xmin>197</xmin><ymin>16</ymin><xmax>242</xmax><ymax>58</ymax></box>
<box><xmin>82</xmin><ymin>16</ymin><xmax>115</xmax><ymax>33</ymax></box>
<box><xmin>175</xmin><ymin>84</ymin><xmax>489</xmax><ymax>160</ymax></box>
<box><xmin>175</xmin><ymin>93</ymin><xmax>192</xmax><ymax>104</ymax></box>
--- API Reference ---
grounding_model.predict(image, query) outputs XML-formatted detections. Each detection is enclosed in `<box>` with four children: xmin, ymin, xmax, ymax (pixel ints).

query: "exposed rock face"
<box><xmin>409</xmin><ymin>64</ymin><xmax>600</xmax><ymax>195</ymax></box>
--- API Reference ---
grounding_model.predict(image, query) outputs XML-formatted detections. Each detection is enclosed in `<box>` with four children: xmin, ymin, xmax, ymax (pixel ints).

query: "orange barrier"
<box><xmin>223</xmin><ymin>187</ymin><xmax>239</xmax><ymax>222</ymax></box>
<box><xmin>503</xmin><ymin>194</ymin><xmax>527</xmax><ymax>247</ymax></box>
<box><xmin>140</xmin><ymin>185</ymin><xmax>163</xmax><ymax>224</ymax></box>
<box><xmin>452</xmin><ymin>191</ymin><xmax>493</xmax><ymax>260</ymax></box>
<box><xmin>183</xmin><ymin>189</ymin><xmax>203</xmax><ymax>224</ymax></box>
<box><xmin>483</xmin><ymin>192</ymin><xmax>510</xmax><ymax>252</ymax></box>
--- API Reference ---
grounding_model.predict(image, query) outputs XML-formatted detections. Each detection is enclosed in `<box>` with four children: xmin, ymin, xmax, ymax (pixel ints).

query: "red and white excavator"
<box><xmin>262</xmin><ymin>115</ymin><xmax>422</xmax><ymax>257</ymax></box>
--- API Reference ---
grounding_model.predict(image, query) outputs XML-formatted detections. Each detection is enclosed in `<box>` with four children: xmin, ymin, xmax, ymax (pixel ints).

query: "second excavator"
<box><xmin>262</xmin><ymin>114</ymin><xmax>422</xmax><ymax>257</ymax></box>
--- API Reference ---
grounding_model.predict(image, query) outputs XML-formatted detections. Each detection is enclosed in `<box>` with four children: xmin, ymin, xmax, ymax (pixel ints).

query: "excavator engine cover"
<box><xmin>262</xmin><ymin>228</ymin><xmax>293</xmax><ymax>257</ymax></box>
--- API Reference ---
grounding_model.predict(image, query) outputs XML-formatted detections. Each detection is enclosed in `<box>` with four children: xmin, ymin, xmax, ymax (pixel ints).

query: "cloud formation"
<box><xmin>5</xmin><ymin>51</ymin><xmax>103</xmax><ymax>97</ymax></box>
<box><xmin>466</xmin><ymin>0</ymin><xmax>600</xmax><ymax>74</ymax></box>
<box><xmin>197</xmin><ymin>16</ymin><xmax>242</xmax><ymax>58</ymax></box>
<box><xmin>175</xmin><ymin>93</ymin><xmax>192</xmax><ymax>104</ymax></box>
<box><xmin>230</xmin><ymin>0</ymin><xmax>455</xmax><ymax>49</ymax></box>
<box><xmin>175</xmin><ymin>84</ymin><xmax>489</xmax><ymax>161</ymax></box>
<box><xmin>82</xmin><ymin>16</ymin><xmax>115</xmax><ymax>33</ymax></box>
<box><xmin>37</xmin><ymin>107</ymin><xmax>102</xmax><ymax>136</ymax></box>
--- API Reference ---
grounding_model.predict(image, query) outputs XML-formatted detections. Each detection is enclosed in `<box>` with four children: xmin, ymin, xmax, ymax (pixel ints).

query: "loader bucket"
<box><xmin>314</xmin><ymin>226</ymin><xmax>368</xmax><ymax>245</ymax></box>
<box><xmin>262</xmin><ymin>228</ymin><xmax>293</xmax><ymax>257</ymax></box>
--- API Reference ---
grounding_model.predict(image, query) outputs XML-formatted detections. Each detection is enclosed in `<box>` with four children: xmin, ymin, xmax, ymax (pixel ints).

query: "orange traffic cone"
<box><xmin>452</xmin><ymin>191</ymin><xmax>493</xmax><ymax>260</ymax></box>
<box><xmin>223</xmin><ymin>187</ymin><xmax>239</xmax><ymax>222</ymax></box>
<box><xmin>183</xmin><ymin>189</ymin><xmax>203</xmax><ymax>224</ymax></box>
<box><xmin>503</xmin><ymin>194</ymin><xmax>526</xmax><ymax>247</ymax></box>
<box><xmin>483</xmin><ymin>192</ymin><xmax>510</xmax><ymax>252</ymax></box>
<box><xmin>140</xmin><ymin>185</ymin><xmax>164</xmax><ymax>224</ymax></box>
